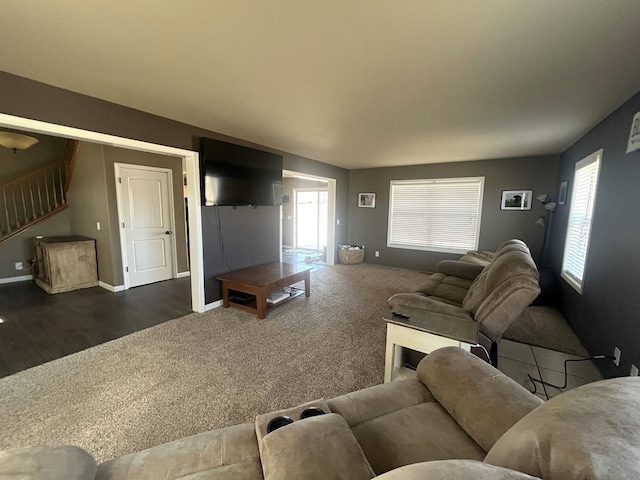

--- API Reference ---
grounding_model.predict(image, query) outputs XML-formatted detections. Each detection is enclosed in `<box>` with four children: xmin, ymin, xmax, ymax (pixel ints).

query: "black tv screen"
<box><xmin>200</xmin><ymin>137</ymin><xmax>283</xmax><ymax>206</ymax></box>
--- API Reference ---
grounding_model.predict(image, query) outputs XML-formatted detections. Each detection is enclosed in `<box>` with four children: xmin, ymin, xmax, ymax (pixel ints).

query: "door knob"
<box><xmin>165</xmin><ymin>231</ymin><xmax>173</xmax><ymax>235</ymax></box>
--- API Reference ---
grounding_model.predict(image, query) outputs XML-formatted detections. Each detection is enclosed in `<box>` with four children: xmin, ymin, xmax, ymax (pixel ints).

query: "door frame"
<box><xmin>114</xmin><ymin>163</ymin><xmax>178</xmax><ymax>289</ymax></box>
<box><xmin>283</xmin><ymin>170</ymin><xmax>336</xmax><ymax>266</ymax></box>
<box><xmin>0</xmin><ymin>113</ymin><xmax>206</xmax><ymax>312</ymax></box>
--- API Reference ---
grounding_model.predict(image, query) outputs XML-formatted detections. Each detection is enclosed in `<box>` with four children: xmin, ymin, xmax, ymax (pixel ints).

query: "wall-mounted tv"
<box><xmin>200</xmin><ymin>137</ymin><xmax>283</xmax><ymax>206</ymax></box>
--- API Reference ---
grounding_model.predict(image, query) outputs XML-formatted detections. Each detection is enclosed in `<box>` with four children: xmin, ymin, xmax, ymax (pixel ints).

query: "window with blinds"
<box><xmin>387</xmin><ymin>177</ymin><xmax>484</xmax><ymax>254</ymax></box>
<box><xmin>561</xmin><ymin>149</ymin><xmax>602</xmax><ymax>294</ymax></box>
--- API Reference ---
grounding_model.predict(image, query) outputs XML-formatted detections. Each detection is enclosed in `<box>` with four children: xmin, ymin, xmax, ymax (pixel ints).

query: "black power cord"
<box><xmin>527</xmin><ymin>355</ymin><xmax>614</xmax><ymax>396</ymax></box>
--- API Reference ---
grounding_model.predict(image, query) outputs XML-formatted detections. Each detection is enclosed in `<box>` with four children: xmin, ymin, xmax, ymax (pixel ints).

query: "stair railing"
<box><xmin>0</xmin><ymin>162</ymin><xmax>67</xmax><ymax>242</ymax></box>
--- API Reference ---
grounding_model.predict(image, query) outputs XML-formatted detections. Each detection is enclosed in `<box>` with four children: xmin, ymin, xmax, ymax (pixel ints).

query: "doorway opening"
<box><xmin>281</xmin><ymin>170</ymin><xmax>335</xmax><ymax>267</ymax></box>
<box><xmin>0</xmin><ymin>113</ymin><xmax>205</xmax><ymax>312</ymax></box>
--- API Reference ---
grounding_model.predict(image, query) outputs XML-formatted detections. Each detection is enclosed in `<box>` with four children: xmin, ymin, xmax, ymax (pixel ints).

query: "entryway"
<box><xmin>281</xmin><ymin>170</ymin><xmax>336</xmax><ymax>267</ymax></box>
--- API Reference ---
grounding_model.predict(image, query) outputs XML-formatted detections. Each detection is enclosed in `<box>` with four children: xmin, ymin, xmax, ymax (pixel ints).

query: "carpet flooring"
<box><xmin>0</xmin><ymin>263</ymin><xmax>424</xmax><ymax>462</ymax></box>
<box><xmin>504</xmin><ymin>306</ymin><xmax>589</xmax><ymax>357</ymax></box>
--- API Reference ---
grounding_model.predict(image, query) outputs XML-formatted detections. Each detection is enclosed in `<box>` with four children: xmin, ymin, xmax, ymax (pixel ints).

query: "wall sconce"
<box><xmin>0</xmin><ymin>131</ymin><xmax>39</xmax><ymax>153</ymax></box>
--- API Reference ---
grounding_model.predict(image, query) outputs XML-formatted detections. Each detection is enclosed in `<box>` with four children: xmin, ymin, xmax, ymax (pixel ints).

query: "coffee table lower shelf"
<box><xmin>228</xmin><ymin>289</ymin><xmax>305</xmax><ymax>315</ymax></box>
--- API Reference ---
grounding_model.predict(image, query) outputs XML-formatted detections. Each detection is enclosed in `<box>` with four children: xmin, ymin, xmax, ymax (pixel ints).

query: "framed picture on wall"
<box><xmin>358</xmin><ymin>192</ymin><xmax>376</xmax><ymax>208</ymax></box>
<box><xmin>558</xmin><ymin>181</ymin><xmax>568</xmax><ymax>205</ymax></box>
<box><xmin>500</xmin><ymin>190</ymin><xmax>533</xmax><ymax>210</ymax></box>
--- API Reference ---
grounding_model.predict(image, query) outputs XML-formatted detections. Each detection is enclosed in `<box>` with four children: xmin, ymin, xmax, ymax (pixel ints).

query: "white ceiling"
<box><xmin>1</xmin><ymin>1</ymin><xmax>640</xmax><ymax>170</ymax></box>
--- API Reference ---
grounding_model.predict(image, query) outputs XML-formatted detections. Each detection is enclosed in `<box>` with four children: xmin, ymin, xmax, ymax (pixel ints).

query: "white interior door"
<box><xmin>116</xmin><ymin>164</ymin><xmax>175</xmax><ymax>287</ymax></box>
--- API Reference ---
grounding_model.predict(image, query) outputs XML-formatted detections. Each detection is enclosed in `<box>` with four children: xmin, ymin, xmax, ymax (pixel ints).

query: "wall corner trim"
<box><xmin>99</xmin><ymin>281</ymin><xmax>125</xmax><ymax>292</ymax></box>
<box><xmin>0</xmin><ymin>274</ymin><xmax>33</xmax><ymax>285</ymax></box>
<box><xmin>204</xmin><ymin>300</ymin><xmax>222</xmax><ymax>311</ymax></box>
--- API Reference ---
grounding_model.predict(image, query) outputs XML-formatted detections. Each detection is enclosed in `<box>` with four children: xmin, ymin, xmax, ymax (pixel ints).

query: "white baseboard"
<box><xmin>99</xmin><ymin>281</ymin><xmax>125</xmax><ymax>292</ymax></box>
<box><xmin>177</xmin><ymin>271</ymin><xmax>191</xmax><ymax>278</ymax></box>
<box><xmin>204</xmin><ymin>300</ymin><xmax>222</xmax><ymax>311</ymax></box>
<box><xmin>0</xmin><ymin>274</ymin><xmax>33</xmax><ymax>285</ymax></box>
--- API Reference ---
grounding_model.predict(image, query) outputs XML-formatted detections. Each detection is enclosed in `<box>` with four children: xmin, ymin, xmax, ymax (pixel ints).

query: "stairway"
<box><xmin>0</xmin><ymin>139</ymin><xmax>78</xmax><ymax>243</ymax></box>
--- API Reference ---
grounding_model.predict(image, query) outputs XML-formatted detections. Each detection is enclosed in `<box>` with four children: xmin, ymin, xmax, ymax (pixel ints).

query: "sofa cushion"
<box><xmin>415</xmin><ymin>272</ymin><xmax>474</xmax><ymax>306</ymax></box>
<box><xmin>418</xmin><ymin>347</ymin><xmax>543</xmax><ymax>453</ymax></box>
<box><xmin>375</xmin><ymin>460</ymin><xmax>541</xmax><ymax>479</ymax></box>
<box><xmin>260</xmin><ymin>413</ymin><xmax>374</xmax><ymax>480</ymax></box>
<box><xmin>96</xmin><ymin>423</ymin><xmax>262</xmax><ymax>480</ymax></box>
<box><xmin>0</xmin><ymin>445</ymin><xmax>97</xmax><ymax>480</ymax></box>
<box><xmin>329</xmin><ymin>378</ymin><xmax>484</xmax><ymax>474</ymax></box>
<box><xmin>328</xmin><ymin>378</ymin><xmax>433</xmax><ymax>427</ymax></box>
<box><xmin>485</xmin><ymin>377</ymin><xmax>640</xmax><ymax>480</ymax></box>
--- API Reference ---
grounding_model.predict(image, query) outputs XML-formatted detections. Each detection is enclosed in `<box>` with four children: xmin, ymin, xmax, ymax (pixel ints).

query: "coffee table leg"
<box><xmin>256</xmin><ymin>288</ymin><xmax>267</xmax><ymax>319</ymax></box>
<box><xmin>221</xmin><ymin>282</ymin><xmax>230</xmax><ymax>308</ymax></box>
<box><xmin>384</xmin><ymin>324</ymin><xmax>395</xmax><ymax>383</ymax></box>
<box><xmin>304</xmin><ymin>270</ymin><xmax>310</xmax><ymax>297</ymax></box>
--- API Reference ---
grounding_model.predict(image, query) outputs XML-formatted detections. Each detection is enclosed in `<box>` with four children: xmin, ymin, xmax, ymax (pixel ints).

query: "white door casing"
<box><xmin>115</xmin><ymin>164</ymin><xmax>176</xmax><ymax>288</ymax></box>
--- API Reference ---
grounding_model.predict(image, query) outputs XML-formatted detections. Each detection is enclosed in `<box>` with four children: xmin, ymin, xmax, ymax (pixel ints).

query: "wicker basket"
<box><xmin>338</xmin><ymin>246</ymin><xmax>365</xmax><ymax>265</ymax></box>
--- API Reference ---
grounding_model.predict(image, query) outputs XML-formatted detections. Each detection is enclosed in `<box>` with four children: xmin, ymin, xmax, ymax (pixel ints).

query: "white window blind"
<box><xmin>561</xmin><ymin>149</ymin><xmax>602</xmax><ymax>294</ymax></box>
<box><xmin>387</xmin><ymin>177</ymin><xmax>484</xmax><ymax>254</ymax></box>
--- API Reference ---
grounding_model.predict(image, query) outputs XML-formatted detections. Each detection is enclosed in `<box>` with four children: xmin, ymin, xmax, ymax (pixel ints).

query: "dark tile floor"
<box><xmin>498</xmin><ymin>339</ymin><xmax>605</xmax><ymax>400</ymax></box>
<box><xmin>0</xmin><ymin>277</ymin><xmax>192</xmax><ymax>378</ymax></box>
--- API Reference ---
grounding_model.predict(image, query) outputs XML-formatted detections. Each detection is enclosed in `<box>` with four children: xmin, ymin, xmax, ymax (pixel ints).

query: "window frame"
<box><xmin>561</xmin><ymin>149</ymin><xmax>602</xmax><ymax>294</ymax></box>
<box><xmin>386</xmin><ymin>176</ymin><xmax>485</xmax><ymax>255</ymax></box>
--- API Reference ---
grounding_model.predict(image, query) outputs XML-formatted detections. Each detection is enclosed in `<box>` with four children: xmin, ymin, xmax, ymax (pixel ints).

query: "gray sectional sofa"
<box><xmin>3</xmin><ymin>347</ymin><xmax>639</xmax><ymax>479</ymax></box>
<box><xmin>388</xmin><ymin>239</ymin><xmax>540</xmax><ymax>364</ymax></box>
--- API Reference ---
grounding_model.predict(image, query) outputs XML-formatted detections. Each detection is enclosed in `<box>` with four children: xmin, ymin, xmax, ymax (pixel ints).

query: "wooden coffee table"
<box><xmin>216</xmin><ymin>262</ymin><xmax>312</xmax><ymax>319</ymax></box>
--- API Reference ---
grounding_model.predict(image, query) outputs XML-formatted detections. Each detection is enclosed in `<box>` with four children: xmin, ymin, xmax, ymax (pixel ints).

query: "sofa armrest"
<box><xmin>0</xmin><ymin>445</ymin><xmax>97</xmax><ymax>480</ymax></box>
<box><xmin>388</xmin><ymin>293</ymin><xmax>473</xmax><ymax>320</ymax></box>
<box><xmin>375</xmin><ymin>460</ymin><xmax>540</xmax><ymax>479</ymax></box>
<box><xmin>260</xmin><ymin>413</ymin><xmax>375</xmax><ymax>480</ymax></box>
<box><xmin>417</xmin><ymin>347</ymin><xmax>543</xmax><ymax>453</ymax></box>
<box><xmin>437</xmin><ymin>260</ymin><xmax>485</xmax><ymax>280</ymax></box>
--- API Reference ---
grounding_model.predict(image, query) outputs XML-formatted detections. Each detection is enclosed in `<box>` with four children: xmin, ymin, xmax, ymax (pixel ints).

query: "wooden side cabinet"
<box><xmin>34</xmin><ymin>236</ymin><xmax>99</xmax><ymax>294</ymax></box>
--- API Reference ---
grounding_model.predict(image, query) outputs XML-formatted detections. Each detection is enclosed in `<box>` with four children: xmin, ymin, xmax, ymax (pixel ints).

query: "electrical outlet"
<box><xmin>336</xmin><ymin>219</ymin><xmax>340</xmax><ymax>226</ymax></box>
<box><xmin>96</xmin><ymin>221</ymin><xmax>101</xmax><ymax>230</ymax></box>
<box><xmin>15</xmin><ymin>262</ymin><xmax>23</xmax><ymax>270</ymax></box>
<box><xmin>630</xmin><ymin>364</ymin><xmax>639</xmax><ymax>376</ymax></box>
<box><xmin>375</xmin><ymin>251</ymin><xmax>380</xmax><ymax>257</ymax></box>
<box><xmin>614</xmin><ymin>347</ymin><xmax>621</xmax><ymax>367</ymax></box>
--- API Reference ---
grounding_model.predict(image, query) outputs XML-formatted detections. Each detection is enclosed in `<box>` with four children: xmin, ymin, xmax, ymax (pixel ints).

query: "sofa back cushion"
<box><xmin>0</xmin><ymin>445</ymin><xmax>96</xmax><ymax>480</ymax></box>
<box><xmin>485</xmin><ymin>378</ymin><xmax>640</xmax><ymax>480</ymax></box>
<box><xmin>461</xmin><ymin>241</ymin><xmax>539</xmax><ymax>342</ymax></box>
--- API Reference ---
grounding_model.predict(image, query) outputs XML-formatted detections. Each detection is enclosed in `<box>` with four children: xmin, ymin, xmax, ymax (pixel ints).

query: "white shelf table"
<box><xmin>383</xmin><ymin>306</ymin><xmax>479</xmax><ymax>383</ymax></box>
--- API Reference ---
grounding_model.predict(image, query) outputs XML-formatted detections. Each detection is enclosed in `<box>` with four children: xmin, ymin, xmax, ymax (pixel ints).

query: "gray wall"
<box><xmin>547</xmin><ymin>90</ymin><xmax>640</xmax><ymax>373</ymax></box>
<box><xmin>348</xmin><ymin>156</ymin><xmax>559</xmax><ymax>271</ymax></box>
<box><xmin>0</xmin><ymin>132</ymin><xmax>65</xmax><ymax>181</ymax></box>
<box><xmin>66</xmin><ymin>142</ymin><xmax>113</xmax><ymax>284</ymax></box>
<box><xmin>0</xmin><ymin>71</ymin><xmax>350</xmax><ymax>304</ymax></box>
<box><xmin>0</xmin><ymin>209</ymin><xmax>71</xmax><ymax>279</ymax></box>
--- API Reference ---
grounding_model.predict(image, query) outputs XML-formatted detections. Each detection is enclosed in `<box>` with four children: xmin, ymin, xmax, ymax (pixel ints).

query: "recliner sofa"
<box><xmin>388</xmin><ymin>239</ymin><xmax>540</xmax><ymax>363</ymax></box>
<box><xmin>3</xmin><ymin>347</ymin><xmax>639</xmax><ymax>479</ymax></box>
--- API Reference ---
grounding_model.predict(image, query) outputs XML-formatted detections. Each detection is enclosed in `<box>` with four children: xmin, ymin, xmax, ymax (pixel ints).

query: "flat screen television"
<box><xmin>200</xmin><ymin>137</ymin><xmax>283</xmax><ymax>206</ymax></box>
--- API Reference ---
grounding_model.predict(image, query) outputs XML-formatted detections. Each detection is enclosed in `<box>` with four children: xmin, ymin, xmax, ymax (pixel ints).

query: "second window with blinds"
<box><xmin>387</xmin><ymin>177</ymin><xmax>485</xmax><ymax>254</ymax></box>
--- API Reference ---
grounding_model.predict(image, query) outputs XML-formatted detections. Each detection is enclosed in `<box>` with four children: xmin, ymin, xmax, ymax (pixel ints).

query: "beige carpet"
<box><xmin>0</xmin><ymin>264</ymin><xmax>424</xmax><ymax>462</ymax></box>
